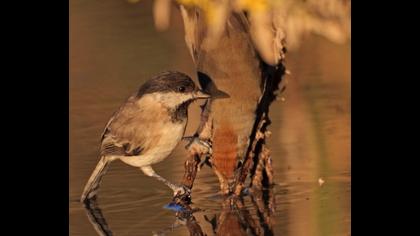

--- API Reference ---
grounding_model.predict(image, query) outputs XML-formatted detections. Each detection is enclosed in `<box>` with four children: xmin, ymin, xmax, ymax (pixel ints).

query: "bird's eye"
<box><xmin>178</xmin><ymin>86</ymin><xmax>186</xmax><ymax>92</ymax></box>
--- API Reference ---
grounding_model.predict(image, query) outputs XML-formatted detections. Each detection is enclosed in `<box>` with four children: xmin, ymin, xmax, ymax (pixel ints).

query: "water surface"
<box><xmin>70</xmin><ymin>1</ymin><xmax>350</xmax><ymax>235</ymax></box>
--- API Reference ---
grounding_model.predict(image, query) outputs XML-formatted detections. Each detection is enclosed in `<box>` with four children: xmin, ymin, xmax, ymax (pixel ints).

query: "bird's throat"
<box><xmin>168</xmin><ymin>101</ymin><xmax>190</xmax><ymax>123</ymax></box>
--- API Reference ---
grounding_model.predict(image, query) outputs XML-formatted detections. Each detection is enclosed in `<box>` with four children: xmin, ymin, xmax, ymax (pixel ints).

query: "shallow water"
<box><xmin>69</xmin><ymin>1</ymin><xmax>350</xmax><ymax>235</ymax></box>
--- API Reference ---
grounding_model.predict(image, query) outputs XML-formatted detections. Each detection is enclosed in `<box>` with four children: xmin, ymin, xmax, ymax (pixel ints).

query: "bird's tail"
<box><xmin>80</xmin><ymin>155</ymin><xmax>112</xmax><ymax>203</ymax></box>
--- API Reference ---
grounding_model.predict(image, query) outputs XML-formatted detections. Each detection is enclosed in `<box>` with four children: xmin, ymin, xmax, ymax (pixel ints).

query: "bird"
<box><xmin>80</xmin><ymin>71</ymin><xmax>211</xmax><ymax>203</ymax></box>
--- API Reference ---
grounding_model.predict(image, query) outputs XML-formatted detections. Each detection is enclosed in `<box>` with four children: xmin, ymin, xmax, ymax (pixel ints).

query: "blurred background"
<box><xmin>69</xmin><ymin>0</ymin><xmax>350</xmax><ymax>235</ymax></box>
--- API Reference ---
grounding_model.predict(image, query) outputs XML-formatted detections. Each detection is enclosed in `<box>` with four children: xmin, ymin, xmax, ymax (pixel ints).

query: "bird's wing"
<box><xmin>99</xmin><ymin>95</ymin><xmax>166</xmax><ymax>157</ymax></box>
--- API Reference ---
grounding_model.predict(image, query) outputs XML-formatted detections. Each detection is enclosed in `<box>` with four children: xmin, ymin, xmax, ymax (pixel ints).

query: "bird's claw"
<box><xmin>184</xmin><ymin>136</ymin><xmax>212</xmax><ymax>156</ymax></box>
<box><xmin>171</xmin><ymin>185</ymin><xmax>192</xmax><ymax>204</ymax></box>
<box><xmin>172</xmin><ymin>184</ymin><xmax>191</xmax><ymax>197</ymax></box>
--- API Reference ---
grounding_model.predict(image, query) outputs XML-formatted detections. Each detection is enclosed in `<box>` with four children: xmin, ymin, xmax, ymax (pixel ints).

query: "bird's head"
<box><xmin>136</xmin><ymin>71</ymin><xmax>210</xmax><ymax>109</ymax></box>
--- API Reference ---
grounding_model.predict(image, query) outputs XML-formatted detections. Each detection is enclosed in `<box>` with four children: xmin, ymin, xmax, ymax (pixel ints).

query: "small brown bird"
<box><xmin>80</xmin><ymin>71</ymin><xmax>210</xmax><ymax>203</ymax></box>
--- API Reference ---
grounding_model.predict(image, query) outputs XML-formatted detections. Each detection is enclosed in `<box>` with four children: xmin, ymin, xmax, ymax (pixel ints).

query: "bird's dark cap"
<box><xmin>136</xmin><ymin>71</ymin><xmax>196</xmax><ymax>98</ymax></box>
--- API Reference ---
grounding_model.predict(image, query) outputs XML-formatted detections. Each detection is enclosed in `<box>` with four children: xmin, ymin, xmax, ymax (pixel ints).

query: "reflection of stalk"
<box><xmin>249</xmin><ymin>188</ymin><xmax>276</xmax><ymax>236</ymax></box>
<box><xmin>82</xmin><ymin>198</ymin><xmax>113</xmax><ymax>236</ymax></box>
<box><xmin>234</xmin><ymin>197</ymin><xmax>263</xmax><ymax>236</ymax></box>
<box><xmin>185</xmin><ymin>215</ymin><xmax>206</xmax><ymax>236</ymax></box>
<box><xmin>213</xmin><ymin>196</ymin><xmax>253</xmax><ymax>236</ymax></box>
<box><xmin>167</xmin><ymin>186</ymin><xmax>277</xmax><ymax>236</ymax></box>
<box><xmin>214</xmin><ymin>193</ymin><xmax>276</xmax><ymax>236</ymax></box>
<box><xmin>152</xmin><ymin>213</ymin><xmax>205</xmax><ymax>236</ymax></box>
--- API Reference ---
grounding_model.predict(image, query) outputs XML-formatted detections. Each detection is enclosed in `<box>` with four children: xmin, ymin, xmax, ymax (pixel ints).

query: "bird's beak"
<box><xmin>193</xmin><ymin>90</ymin><xmax>211</xmax><ymax>99</ymax></box>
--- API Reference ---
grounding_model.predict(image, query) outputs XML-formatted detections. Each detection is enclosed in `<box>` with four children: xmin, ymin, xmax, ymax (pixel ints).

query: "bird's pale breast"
<box><xmin>119</xmin><ymin>120</ymin><xmax>186</xmax><ymax>167</ymax></box>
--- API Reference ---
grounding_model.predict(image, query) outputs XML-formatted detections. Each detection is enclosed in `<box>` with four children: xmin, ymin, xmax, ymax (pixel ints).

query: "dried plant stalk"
<box><xmin>181</xmin><ymin>153</ymin><xmax>201</xmax><ymax>190</ymax></box>
<box><xmin>251</xmin><ymin>145</ymin><xmax>273</xmax><ymax>189</ymax></box>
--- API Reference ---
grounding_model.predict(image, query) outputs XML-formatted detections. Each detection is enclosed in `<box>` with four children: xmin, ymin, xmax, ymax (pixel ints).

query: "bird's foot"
<box><xmin>163</xmin><ymin>185</ymin><xmax>193</xmax><ymax>213</ymax></box>
<box><xmin>170</xmin><ymin>184</ymin><xmax>191</xmax><ymax>198</ymax></box>
<box><xmin>184</xmin><ymin>136</ymin><xmax>212</xmax><ymax>156</ymax></box>
<box><xmin>171</xmin><ymin>185</ymin><xmax>192</xmax><ymax>205</ymax></box>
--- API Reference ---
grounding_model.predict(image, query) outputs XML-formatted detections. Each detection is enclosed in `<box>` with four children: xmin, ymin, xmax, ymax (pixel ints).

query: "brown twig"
<box><xmin>251</xmin><ymin>144</ymin><xmax>273</xmax><ymax>189</ymax></box>
<box><xmin>234</xmin><ymin>114</ymin><xmax>267</xmax><ymax>196</ymax></box>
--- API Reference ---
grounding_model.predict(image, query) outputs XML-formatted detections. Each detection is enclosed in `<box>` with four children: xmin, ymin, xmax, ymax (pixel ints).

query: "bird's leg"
<box><xmin>141</xmin><ymin>166</ymin><xmax>190</xmax><ymax>196</ymax></box>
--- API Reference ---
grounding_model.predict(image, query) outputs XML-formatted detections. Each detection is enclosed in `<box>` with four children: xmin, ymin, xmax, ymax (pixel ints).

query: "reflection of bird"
<box><xmin>80</xmin><ymin>71</ymin><xmax>210</xmax><ymax>202</ymax></box>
